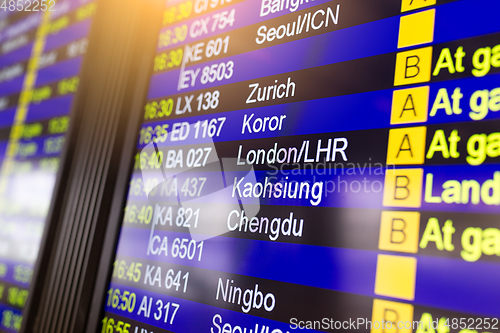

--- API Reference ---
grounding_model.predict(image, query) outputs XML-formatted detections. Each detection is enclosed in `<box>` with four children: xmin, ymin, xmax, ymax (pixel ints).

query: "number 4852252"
<box><xmin>1</xmin><ymin>0</ymin><xmax>55</xmax><ymax>11</ymax></box>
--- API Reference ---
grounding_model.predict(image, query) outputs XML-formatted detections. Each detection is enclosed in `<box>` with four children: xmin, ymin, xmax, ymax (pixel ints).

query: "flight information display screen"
<box><xmin>101</xmin><ymin>0</ymin><xmax>500</xmax><ymax>332</ymax></box>
<box><xmin>0</xmin><ymin>1</ymin><xmax>95</xmax><ymax>331</ymax></box>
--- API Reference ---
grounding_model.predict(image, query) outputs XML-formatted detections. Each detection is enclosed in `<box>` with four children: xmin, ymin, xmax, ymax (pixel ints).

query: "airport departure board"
<box><xmin>101</xmin><ymin>0</ymin><xmax>500</xmax><ymax>332</ymax></box>
<box><xmin>0</xmin><ymin>1</ymin><xmax>95</xmax><ymax>331</ymax></box>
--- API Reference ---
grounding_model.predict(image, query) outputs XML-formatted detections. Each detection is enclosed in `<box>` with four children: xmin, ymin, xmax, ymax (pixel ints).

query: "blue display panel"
<box><xmin>102</xmin><ymin>1</ymin><xmax>500</xmax><ymax>333</ymax></box>
<box><xmin>0</xmin><ymin>1</ymin><xmax>96</xmax><ymax>331</ymax></box>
